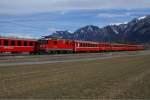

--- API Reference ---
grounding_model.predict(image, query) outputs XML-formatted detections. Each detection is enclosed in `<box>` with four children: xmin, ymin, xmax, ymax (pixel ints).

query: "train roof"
<box><xmin>0</xmin><ymin>37</ymin><xmax>37</xmax><ymax>41</ymax></box>
<box><xmin>41</xmin><ymin>35</ymin><xmax>64</xmax><ymax>40</ymax></box>
<box><xmin>74</xmin><ymin>40</ymin><xmax>100</xmax><ymax>44</ymax></box>
<box><xmin>111</xmin><ymin>43</ymin><xmax>128</xmax><ymax>45</ymax></box>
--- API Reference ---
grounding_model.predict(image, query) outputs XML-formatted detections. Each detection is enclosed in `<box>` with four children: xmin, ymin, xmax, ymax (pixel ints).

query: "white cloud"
<box><xmin>48</xmin><ymin>27</ymin><xmax>59</xmax><ymax>33</ymax></box>
<box><xmin>97</xmin><ymin>13</ymin><xmax>130</xmax><ymax>18</ymax></box>
<box><xmin>0</xmin><ymin>0</ymin><xmax>150</xmax><ymax>14</ymax></box>
<box><xmin>1</xmin><ymin>33</ymin><xmax>37</xmax><ymax>39</ymax></box>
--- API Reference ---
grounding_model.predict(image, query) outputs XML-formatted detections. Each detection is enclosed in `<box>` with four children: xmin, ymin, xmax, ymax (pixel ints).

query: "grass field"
<box><xmin>0</xmin><ymin>53</ymin><xmax>150</xmax><ymax>99</ymax></box>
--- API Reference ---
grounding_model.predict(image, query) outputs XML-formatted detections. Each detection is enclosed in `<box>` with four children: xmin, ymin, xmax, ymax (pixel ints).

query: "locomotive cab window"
<box><xmin>39</xmin><ymin>40</ymin><xmax>48</xmax><ymax>44</ymax></box>
<box><xmin>4</xmin><ymin>40</ymin><xmax>9</xmax><ymax>46</ymax></box>
<box><xmin>54</xmin><ymin>41</ymin><xmax>57</xmax><ymax>45</ymax></box>
<box><xmin>11</xmin><ymin>40</ymin><xmax>15</xmax><ymax>46</ymax></box>
<box><xmin>66</xmin><ymin>41</ymin><xmax>69</xmax><ymax>45</ymax></box>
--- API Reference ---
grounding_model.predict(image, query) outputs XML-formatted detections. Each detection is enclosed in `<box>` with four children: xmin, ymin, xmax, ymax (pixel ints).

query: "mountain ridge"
<box><xmin>49</xmin><ymin>15</ymin><xmax>150</xmax><ymax>44</ymax></box>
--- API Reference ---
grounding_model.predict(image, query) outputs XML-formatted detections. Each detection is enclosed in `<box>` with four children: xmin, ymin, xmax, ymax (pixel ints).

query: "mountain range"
<box><xmin>49</xmin><ymin>15</ymin><xmax>150</xmax><ymax>45</ymax></box>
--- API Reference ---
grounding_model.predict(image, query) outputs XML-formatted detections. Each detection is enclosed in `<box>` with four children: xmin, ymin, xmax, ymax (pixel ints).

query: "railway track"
<box><xmin>0</xmin><ymin>50</ymin><xmax>149</xmax><ymax>67</ymax></box>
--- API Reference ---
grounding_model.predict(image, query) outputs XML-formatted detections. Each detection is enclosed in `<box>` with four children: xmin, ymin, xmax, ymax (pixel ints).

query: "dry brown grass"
<box><xmin>0</xmin><ymin>54</ymin><xmax>150</xmax><ymax>99</ymax></box>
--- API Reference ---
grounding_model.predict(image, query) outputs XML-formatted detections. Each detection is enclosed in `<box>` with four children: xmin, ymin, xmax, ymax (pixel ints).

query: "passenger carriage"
<box><xmin>99</xmin><ymin>43</ymin><xmax>111</xmax><ymax>51</ymax></box>
<box><xmin>0</xmin><ymin>37</ymin><xmax>38</xmax><ymax>54</ymax></box>
<box><xmin>111</xmin><ymin>43</ymin><xmax>128</xmax><ymax>51</ymax></box>
<box><xmin>73</xmin><ymin>40</ymin><xmax>99</xmax><ymax>53</ymax></box>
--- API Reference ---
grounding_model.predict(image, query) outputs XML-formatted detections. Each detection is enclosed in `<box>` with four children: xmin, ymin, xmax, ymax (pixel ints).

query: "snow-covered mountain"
<box><xmin>49</xmin><ymin>15</ymin><xmax>150</xmax><ymax>44</ymax></box>
<box><xmin>120</xmin><ymin>15</ymin><xmax>150</xmax><ymax>43</ymax></box>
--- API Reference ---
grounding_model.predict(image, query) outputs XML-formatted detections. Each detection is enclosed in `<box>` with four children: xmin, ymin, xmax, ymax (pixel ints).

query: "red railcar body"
<box><xmin>99</xmin><ymin>43</ymin><xmax>111</xmax><ymax>51</ymax></box>
<box><xmin>73</xmin><ymin>40</ymin><xmax>99</xmax><ymax>52</ymax></box>
<box><xmin>0</xmin><ymin>37</ymin><xmax>38</xmax><ymax>53</ymax></box>
<box><xmin>136</xmin><ymin>45</ymin><xmax>144</xmax><ymax>51</ymax></box>
<box><xmin>111</xmin><ymin>43</ymin><xmax>128</xmax><ymax>51</ymax></box>
<box><xmin>0</xmin><ymin>37</ymin><xmax>145</xmax><ymax>54</ymax></box>
<box><xmin>39</xmin><ymin>38</ymin><xmax>73</xmax><ymax>53</ymax></box>
<box><xmin>128</xmin><ymin>45</ymin><xmax>138</xmax><ymax>51</ymax></box>
<box><xmin>39</xmin><ymin>38</ymin><xmax>144</xmax><ymax>53</ymax></box>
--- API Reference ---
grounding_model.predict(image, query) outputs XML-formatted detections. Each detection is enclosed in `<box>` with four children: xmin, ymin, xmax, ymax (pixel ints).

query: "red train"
<box><xmin>0</xmin><ymin>37</ymin><xmax>144</xmax><ymax>54</ymax></box>
<box><xmin>0</xmin><ymin>37</ymin><xmax>38</xmax><ymax>54</ymax></box>
<box><xmin>38</xmin><ymin>37</ymin><xmax>144</xmax><ymax>53</ymax></box>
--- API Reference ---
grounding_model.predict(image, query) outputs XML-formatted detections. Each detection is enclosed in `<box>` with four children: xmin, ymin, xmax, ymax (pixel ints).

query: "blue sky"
<box><xmin>0</xmin><ymin>0</ymin><xmax>150</xmax><ymax>38</ymax></box>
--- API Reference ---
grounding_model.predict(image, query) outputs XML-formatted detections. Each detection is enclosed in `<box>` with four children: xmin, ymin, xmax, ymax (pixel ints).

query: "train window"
<box><xmin>0</xmin><ymin>40</ymin><xmax>1</xmax><ymax>45</ymax></box>
<box><xmin>85</xmin><ymin>43</ymin><xmax>87</xmax><ymax>47</ymax></box>
<box><xmin>11</xmin><ymin>40</ymin><xmax>15</xmax><ymax>46</ymax></box>
<box><xmin>17</xmin><ymin>41</ymin><xmax>22</xmax><ymax>46</ymax></box>
<box><xmin>89</xmin><ymin>44</ymin><xmax>91</xmax><ymax>47</ymax></box>
<box><xmin>39</xmin><ymin>40</ymin><xmax>48</xmax><ymax>44</ymax></box>
<box><xmin>54</xmin><ymin>41</ymin><xmax>57</xmax><ymax>45</ymax></box>
<box><xmin>86</xmin><ymin>43</ymin><xmax>88</xmax><ymax>47</ymax></box>
<box><xmin>100</xmin><ymin>44</ymin><xmax>104</xmax><ymax>47</ymax></box>
<box><xmin>24</xmin><ymin>41</ymin><xmax>28</xmax><ymax>46</ymax></box>
<box><xmin>4</xmin><ymin>40</ymin><xmax>9</xmax><ymax>46</ymax></box>
<box><xmin>87</xmin><ymin>44</ymin><xmax>89</xmax><ymax>47</ymax></box>
<box><xmin>83</xmin><ymin>43</ymin><xmax>85</xmax><ymax>47</ymax></box>
<box><xmin>29</xmin><ymin>42</ymin><xmax>33</xmax><ymax>46</ymax></box>
<box><xmin>80</xmin><ymin>43</ymin><xmax>82</xmax><ymax>47</ymax></box>
<box><xmin>81</xmin><ymin>43</ymin><xmax>84</xmax><ymax>47</ymax></box>
<box><xmin>82</xmin><ymin>43</ymin><xmax>84</xmax><ymax>47</ymax></box>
